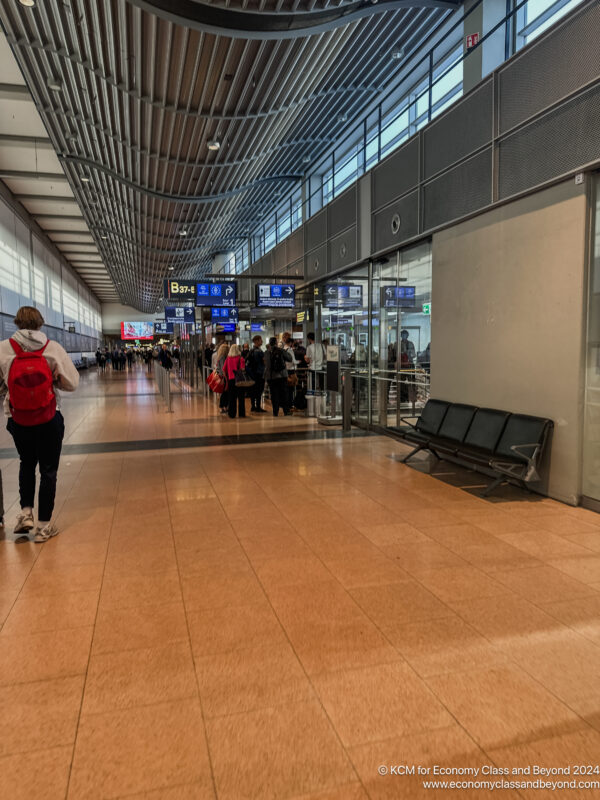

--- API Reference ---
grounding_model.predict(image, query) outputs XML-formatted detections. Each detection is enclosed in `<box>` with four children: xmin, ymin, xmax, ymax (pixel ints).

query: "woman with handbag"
<box><xmin>223</xmin><ymin>344</ymin><xmax>249</xmax><ymax>419</ymax></box>
<box><xmin>215</xmin><ymin>342</ymin><xmax>230</xmax><ymax>414</ymax></box>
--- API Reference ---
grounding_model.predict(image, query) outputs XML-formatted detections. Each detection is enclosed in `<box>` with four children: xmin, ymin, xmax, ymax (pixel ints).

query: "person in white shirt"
<box><xmin>306</xmin><ymin>332</ymin><xmax>325</xmax><ymax>390</ymax></box>
<box><xmin>0</xmin><ymin>306</ymin><xmax>79</xmax><ymax>542</ymax></box>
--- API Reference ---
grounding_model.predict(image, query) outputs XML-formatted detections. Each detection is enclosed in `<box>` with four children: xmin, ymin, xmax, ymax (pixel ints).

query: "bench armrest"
<box><xmin>509</xmin><ymin>442</ymin><xmax>540</xmax><ymax>460</ymax></box>
<box><xmin>398</xmin><ymin>415</ymin><xmax>419</xmax><ymax>430</ymax></box>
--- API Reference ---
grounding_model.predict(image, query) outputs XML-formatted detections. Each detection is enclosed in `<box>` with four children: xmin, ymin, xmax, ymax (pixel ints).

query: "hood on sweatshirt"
<box><xmin>12</xmin><ymin>329</ymin><xmax>48</xmax><ymax>352</ymax></box>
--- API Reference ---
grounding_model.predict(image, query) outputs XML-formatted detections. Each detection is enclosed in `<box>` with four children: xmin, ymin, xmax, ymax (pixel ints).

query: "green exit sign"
<box><xmin>422</xmin><ymin>303</ymin><xmax>431</xmax><ymax>315</ymax></box>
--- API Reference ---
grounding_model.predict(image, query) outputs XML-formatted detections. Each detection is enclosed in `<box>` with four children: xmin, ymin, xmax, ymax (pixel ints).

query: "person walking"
<box><xmin>222</xmin><ymin>344</ymin><xmax>247</xmax><ymax>419</ymax></box>
<box><xmin>0</xmin><ymin>306</ymin><xmax>79</xmax><ymax>542</ymax></box>
<box><xmin>306</xmin><ymin>332</ymin><xmax>326</xmax><ymax>391</ymax></box>
<box><xmin>282</xmin><ymin>331</ymin><xmax>297</xmax><ymax>410</ymax></box>
<box><xmin>246</xmin><ymin>335</ymin><xmax>266</xmax><ymax>413</ymax></box>
<box><xmin>264</xmin><ymin>337</ymin><xmax>292</xmax><ymax>417</ymax></box>
<box><xmin>158</xmin><ymin>343</ymin><xmax>173</xmax><ymax>370</ymax></box>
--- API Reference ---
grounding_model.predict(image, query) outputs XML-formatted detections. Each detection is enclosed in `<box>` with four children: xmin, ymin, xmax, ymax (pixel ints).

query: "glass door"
<box><xmin>583</xmin><ymin>174</ymin><xmax>600</xmax><ymax>505</ymax></box>
<box><xmin>371</xmin><ymin>242</ymin><xmax>432</xmax><ymax>432</ymax></box>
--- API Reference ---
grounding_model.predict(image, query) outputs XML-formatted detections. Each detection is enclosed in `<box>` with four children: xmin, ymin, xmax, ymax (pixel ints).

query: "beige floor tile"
<box><xmin>68</xmin><ymin>699</ymin><xmax>212</xmax><ymax>799</ymax></box>
<box><xmin>313</xmin><ymin>661</ymin><xmax>452</xmax><ymax>747</ymax></box>
<box><xmin>349</xmin><ymin>726</ymin><xmax>520</xmax><ymax>800</ymax></box>
<box><xmin>120</xmin><ymin>783</ymin><xmax>216</xmax><ymax>799</ymax></box>
<box><xmin>104</xmin><ymin>546</ymin><xmax>178</xmax><ymax>577</ymax></box>
<box><xmin>350</xmin><ymin>580</ymin><xmax>454</xmax><ymax>630</ymax></box>
<box><xmin>322</xmin><ymin>553</ymin><xmax>408</xmax><ymax>589</ymax></box>
<box><xmin>196</xmin><ymin>642</ymin><xmax>313</xmax><ymax>717</ymax></box>
<box><xmin>0</xmin><ymin>627</ymin><xmax>93</xmax><ymax>685</ymax></box>
<box><xmin>387</xmin><ymin>614</ymin><xmax>509</xmax><ymax>677</ymax></box>
<box><xmin>100</xmin><ymin>570</ymin><xmax>182</xmax><ymax>610</ymax></box>
<box><xmin>285</xmin><ymin>615</ymin><xmax>400</xmax><ymax>676</ymax></box>
<box><xmin>188</xmin><ymin>600</ymin><xmax>287</xmax><ymax>656</ymax></box>
<box><xmin>0</xmin><ymin>745</ymin><xmax>73</xmax><ymax>800</ymax></box>
<box><xmin>207</xmin><ymin>699</ymin><xmax>355</xmax><ymax>800</ymax></box>
<box><xmin>411</xmin><ymin>565</ymin><xmax>510</xmax><ymax>605</ymax></box>
<box><xmin>492</xmin><ymin>565</ymin><xmax>598</xmax><ymax>604</ymax></box>
<box><xmin>488</xmin><ymin>728</ymin><xmax>600</xmax><ymax>800</ymax></box>
<box><xmin>253</xmin><ymin>554</ymin><xmax>333</xmax><ymax>590</ymax></box>
<box><xmin>451</xmin><ymin>594</ymin><xmax>562</xmax><ymax>642</ymax></box>
<box><xmin>0</xmin><ymin>675</ymin><xmax>84</xmax><ymax>757</ymax></box>
<box><xmin>426</xmin><ymin>666</ymin><xmax>583</xmax><ymax>749</ymax></box>
<box><xmin>92</xmin><ymin>602</ymin><xmax>189</xmax><ymax>655</ymax></box>
<box><xmin>290</xmin><ymin>785</ymin><xmax>368</xmax><ymax>800</ymax></box>
<box><xmin>540</xmin><ymin>594</ymin><xmax>600</xmax><ymax>646</ymax></box>
<box><xmin>537</xmin><ymin>514</ymin><xmax>600</xmax><ymax>536</ymax></box>
<box><xmin>381</xmin><ymin>540</ymin><xmax>466</xmax><ymax>574</ymax></box>
<box><xmin>181</xmin><ymin>569</ymin><xmax>266</xmax><ymax>610</ymax></box>
<box><xmin>497</xmin><ymin>530</ymin><xmax>594</xmax><ymax>560</ymax></box>
<box><xmin>82</xmin><ymin>641</ymin><xmax>198</xmax><ymax>714</ymax></box>
<box><xmin>546</xmin><ymin>555</ymin><xmax>600</xmax><ymax>584</ymax></box>
<box><xmin>2</xmin><ymin>589</ymin><xmax>98</xmax><ymax>636</ymax></box>
<box><xmin>19</xmin><ymin>562</ymin><xmax>105</xmax><ymax>597</ymax></box>
<box><xmin>0</xmin><ymin>588</ymin><xmax>18</xmax><ymax>626</ymax></box>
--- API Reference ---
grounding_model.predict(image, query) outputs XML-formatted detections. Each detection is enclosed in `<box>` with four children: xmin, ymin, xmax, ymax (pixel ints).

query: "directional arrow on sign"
<box><xmin>385</xmin><ymin>287</ymin><xmax>394</xmax><ymax>298</ymax></box>
<box><xmin>284</xmin><ymin>286</ymin><xmax>293</xmax><ymax>295</ymax></box>
<box><xmin>225</xmin><ymin>286</ymin><xmax>233</xmax><ymax>295</ymax></box>
<box><xmin>327</xmin><ymin>287</ymin><xmax>336</xmax><ymax>295</ymax></box>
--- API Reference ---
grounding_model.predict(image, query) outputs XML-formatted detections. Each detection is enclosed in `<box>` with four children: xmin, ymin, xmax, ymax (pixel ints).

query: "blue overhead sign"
<box><xmin>164</xmin><ymin>306</ymin><xmax>195</xmax><ymax>324</ymax></box>
<box><xmin>255</xmin><ymin>283</ymin><xmax>295</xmax><ymax>309</ymax></box>
<box><xmin>324</xmin><ymin>284</ymin><xmax>363</xmax><ymax>309</ymax></box>
<box><xmin>211</xmin><ymin>307</ymin><xmax>238</xmax><ymax>323</ymax></box>
<box><xmin>154</xmin><ymin>322</ymin><xmax>174</xmax><ymax>334</ymax></box>
<box><xmin>382</xmin><ymin>285</ymin><xmax>416</xmax><ymax>308</ymax></box>
<box><xmin>196</xmin><ymin>282</ymin><xmax>236</xmax><ymax>307</ymax></box>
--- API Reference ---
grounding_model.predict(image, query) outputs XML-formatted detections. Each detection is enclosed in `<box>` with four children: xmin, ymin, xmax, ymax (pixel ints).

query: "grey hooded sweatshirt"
<box><xmin>0</xmin><ymin>329</ymin><xmax>79</xmax><ymax>418</ymax></box>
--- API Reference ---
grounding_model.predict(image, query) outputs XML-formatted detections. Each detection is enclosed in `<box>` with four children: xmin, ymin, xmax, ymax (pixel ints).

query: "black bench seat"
<box><xmin>392</xmin><ymin>400</ymin><xmax>553</xmax><ymax>497</ymax></box>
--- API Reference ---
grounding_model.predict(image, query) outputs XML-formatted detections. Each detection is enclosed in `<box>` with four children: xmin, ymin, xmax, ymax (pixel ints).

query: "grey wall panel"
<box><xmin>424</xmin><ymin>79</ymin><xmax>493</xmax><ymax>179</ymax></box>
<box><xmin>287</xmin><ymin>259</ymin><xmax>303</xmax><ymax>278</ymax></box>
<box><xmin>273</xmin><ymin>242</ymin><xmax>287</xmax><ymax>272</ymax></box>
<box><xmin>423</xmin><ymin>148</ymin><xmax>492</xmax><ymax>231</ymax></box>
<box><xmin>305</xmin><ymin>209</ymin><xmax>327</xmax><ymax>251</ymax></box>
<box><xmin>304</xmin><ymin>244</ymin><xmax>328</xmax><ymax>282</ymax></box>
<box><xmin>499</xmin><ymin>1</ymin><xmax>600</xmax><ymax>134</ymax></box>
<box><xmin>498</xmin><ymin>84</ymin><xmax>600</xmax><ymax>199</ymax></box>
<box><xmin>328</xmin><ymin>186</ymin><xmax>356</xmax><ymax>237</ymax></box>
<box><xmin>372</xmin><ymin>138</ymin><xmax>419</xmax><ymax>212</ymax></box>
<box><xmin>287</xmin><ymin>228</ymin><xmax>304</xmax><ymax>262</ymax></box>
<box><xmin>329</xmin><ymin>227</ymin><xmax>357</xmax><ymax>272</ymax></box>
<box><xmin>357</xmin><ymin>174</ymin><xmax>372</xmax><ymax>260</ymax></box>
<box><xmin>372</xmin><ymin>191</ymin><xmax>419</xmax><ymax>253</ymax></box>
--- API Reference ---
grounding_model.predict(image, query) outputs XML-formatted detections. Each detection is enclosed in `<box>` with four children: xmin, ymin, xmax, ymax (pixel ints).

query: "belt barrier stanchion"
<box><xmin>156</xmin><ymin>365</ymin><xmax>174</xmax><ymax>412</ymax></box>
<box><xmin>342</xmin><ymin>372</ymin><xmax>352</xmax><ymax>432</ymax></box>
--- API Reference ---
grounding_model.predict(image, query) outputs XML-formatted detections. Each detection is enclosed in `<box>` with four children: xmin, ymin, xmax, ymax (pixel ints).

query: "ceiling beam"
<box><xmin>0</xmin><ymin>170</ymin><xmax>69</xmax><ymax>181</ymax></box>
<box><xmin>0</xmin><ymin>134</ymin><xmax>52</xmax><ymax>147</ymax></box>
<box><xmin>0</xmin><ymin>83</ymin><xmax>30</xmax><ymax>101</ymax></box>
<box><xmin>16</xmin><ymin>194</ymin><xmax>76</xmax><ymax>202</ymax></box>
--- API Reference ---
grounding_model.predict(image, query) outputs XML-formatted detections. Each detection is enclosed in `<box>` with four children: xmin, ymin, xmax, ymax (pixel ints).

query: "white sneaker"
<box><xmin>33</xmin><ymin>523</ymin><xmax>59</xmax><ymax>544</ymax></box>
<box><xmin>14</xmin><ymin>510</ymin><xmax>34</xmax><ymax>535</ymax></box>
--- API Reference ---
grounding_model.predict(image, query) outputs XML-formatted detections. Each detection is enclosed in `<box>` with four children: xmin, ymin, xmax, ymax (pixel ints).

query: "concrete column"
<box><xmin>463</xmin><ymin>0</ymin><xmax>484</xmax><ymax>94</ymax></box>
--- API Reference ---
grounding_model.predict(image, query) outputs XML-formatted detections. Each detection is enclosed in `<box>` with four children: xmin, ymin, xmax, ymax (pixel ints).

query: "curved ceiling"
<box><xmin>0</xmin><ymin>0</ymin><xmax>457</xmax><ymax>312</ymax></box>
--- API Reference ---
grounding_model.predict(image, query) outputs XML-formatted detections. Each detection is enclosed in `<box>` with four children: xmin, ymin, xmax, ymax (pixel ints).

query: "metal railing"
<box><xmin>155</xmin><ymin>364</ymin><xmax>173</xmax><ymax>412</ymax></box>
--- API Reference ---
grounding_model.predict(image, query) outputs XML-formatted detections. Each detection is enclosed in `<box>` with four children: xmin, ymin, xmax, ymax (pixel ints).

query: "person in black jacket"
<box><xmin>158</xmin><ymin>344</ymin><xmax>172</xmax><ymax>370</ymax></box>
<box><xmin>263</xmin><ymin>337</ymin><xmax>292</xmax><ymax>417</ymax></box>
<box><xmin>246</xmin><ymin>335</ymin><xmax>266</xmax><ymax>413</ymax></box>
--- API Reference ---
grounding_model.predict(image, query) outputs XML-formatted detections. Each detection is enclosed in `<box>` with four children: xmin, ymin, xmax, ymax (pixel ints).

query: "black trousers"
<box><xmin>228</xmin><ymin>386</ymin><xmax>246</xmax><ymax>418</ymax></box>
<box><xmin>251</xmin><ymin>378</ymin><xmax>265</xmax><ymax>410</ymax></box>
<box><xmin>268</xmin><ymin>378</ymin><xmax>289</xmax><ymax>416</ymax></box>
<box><xmin>7</xmin><ymin>411</ymin><xmax>65</xmax><ymax>522</ymax></box>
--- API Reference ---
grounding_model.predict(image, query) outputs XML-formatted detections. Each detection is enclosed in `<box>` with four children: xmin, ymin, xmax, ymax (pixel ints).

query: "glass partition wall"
<box><xmin>312</xmin><ymin>240</ymin><xmax>432</xmax><ymax>429</ymax></box>
<box><xmin>583</xmin><ymin>173</ymin><xmax>600</xmax><ymax>508</ymax></box>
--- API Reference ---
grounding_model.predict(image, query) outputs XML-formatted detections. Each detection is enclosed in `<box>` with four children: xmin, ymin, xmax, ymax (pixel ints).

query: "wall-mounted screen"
<box><xmin>121</xmin><ymin>322</ymin><xmax>154</xmax><ymax>340</ymax></box>
<box><xmin>196</xmin><ymin>282</ymin><xmax>236</xmax><ymax>307</ymax></box>
<box><xmin>323</xmin><ymin>284</ymin><xmax>363</xmax><ymax>309</ymax></box>
<box><xmin>154</xmin><ymin>322</ymin><xmax>174</xmax><ymax>335</ymax></box>
<box><xmin>381</xmin><ymin>285</ymin><xmax>416</xmax><ymax>308</ymax></box>
<box><xmin>164</xmin><ymin>307</ymin><xmax>195</xmax><ymax>324</ymax></box>
<box><xmin>255</xmin><ymin>284</ymin><xmax>295</xmax><ymax>309</ymax></box>
<box><xmin>216</xmin><ymin>323</ymin><xmax>237</xmax><ymax>333</ymax></box>
<box><xmin>211</xmin><ymin>307</ymin><xmax>239</xmax><ymax>322</ymax></box>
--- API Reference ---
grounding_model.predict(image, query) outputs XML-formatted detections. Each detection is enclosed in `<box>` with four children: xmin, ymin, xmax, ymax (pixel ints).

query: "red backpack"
<box><xmin>8</xmin><ymin>339</ymin><xmax>56</xmax><ymax>426</ymax></box>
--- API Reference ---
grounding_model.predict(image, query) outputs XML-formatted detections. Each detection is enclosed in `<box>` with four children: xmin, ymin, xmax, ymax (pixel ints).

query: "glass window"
<box><xmin>518</xmin><ymin>0</ymin><xmax>581</xmax><ymax>47</ymax></box>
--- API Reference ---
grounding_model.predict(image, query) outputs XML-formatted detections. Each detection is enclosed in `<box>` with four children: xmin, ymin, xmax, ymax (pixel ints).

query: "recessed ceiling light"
<box><xmin>100</xmin><ymin>234</ymin><xmax>108</xmax><ymax>239</ymax></box>
<box><xmin>19</xmin><ymin>0</ymin><xmax>36</xmax><ymax>7</ymax></box>
<box><xmin>81</xmin><ymin>176</ymin><xmax>90</xmax><ymax>182</ymax></box>
<box><xmin>46</xmin><ymin>77</ymin><xmax>62</xmax><ymax>92</ymax></box>
<box><xmin>207</xmin><ymin>140</ymin><xmax>220</xmax><ymax>151</ymax></box>
<box><xmin>337</xmin><ymin>113</ymin><xmax>347</xmax><ymax>123</ymax></box>
<box><xmin>391</xmin><ymin>47</ymin><xmax>404</xmax><ymax>60</ymax></box>
<box><xmin>168</xmin><ymin>266</ymin><xmax>174</xmax><ymax>270</ymax></box>
<box><xmin>302</xmin><ymin>155</ymin><xmax>311</xmax><ymax>163</ymax></box>
<box><xmin>179</xmin><ymin>230</ymin><xmax>188</xmax><ymax>236</ymax></box>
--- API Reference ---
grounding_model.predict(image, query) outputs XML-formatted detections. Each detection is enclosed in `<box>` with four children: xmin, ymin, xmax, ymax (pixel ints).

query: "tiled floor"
<box><xmin>2</xmin><ymin>365</ymin><xmax>600</xmax><ymax>798</ymax></box>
